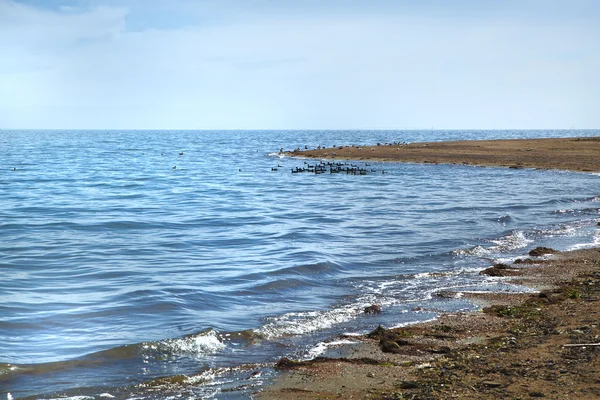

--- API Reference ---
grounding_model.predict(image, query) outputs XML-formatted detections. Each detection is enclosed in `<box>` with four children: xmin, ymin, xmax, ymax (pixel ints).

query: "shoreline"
<box><xmin>283</xmin><ymin>137</ymin><xmax>600</xmax><ymax>173</ymax></box>
<box><xmin>257</xmin><ymin>246</ymin><xmax>600</xmax><ymax>399</ymax></box>
<box><xmin>259</xmin><ymin>137</ymin><xmax>600</xmax><ymax>398</ymax></box>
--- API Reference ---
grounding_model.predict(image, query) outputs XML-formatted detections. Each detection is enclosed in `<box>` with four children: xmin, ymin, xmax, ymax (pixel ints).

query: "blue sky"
<box><xmin>1</xmin><ymin>0</ymin><xmax>598</xmax><ymax>129</ymax></box>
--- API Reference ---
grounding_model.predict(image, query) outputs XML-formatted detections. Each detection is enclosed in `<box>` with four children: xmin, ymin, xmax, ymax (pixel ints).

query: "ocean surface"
<box><xmin>1</xmin><ymin>129</ymin><xmax>599</xmax><ymax>399</ymax></box>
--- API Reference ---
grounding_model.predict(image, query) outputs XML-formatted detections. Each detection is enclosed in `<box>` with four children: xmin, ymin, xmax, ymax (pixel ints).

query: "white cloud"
<box><xmin>0</xmin><ymin>0</ymin><xmax>598</xmax><ymax>129</ymax></box>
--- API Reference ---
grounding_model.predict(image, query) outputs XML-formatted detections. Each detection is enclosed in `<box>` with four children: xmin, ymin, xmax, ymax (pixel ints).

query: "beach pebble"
<box><xmin>398</xmin><ymin>381</ymin><xmax>419</xmax><ymax>389</ymax></box>
<box><xmin>528</xmin><ymin>247</ymin><xmax>558</xmax><ymax>257</ymax></box>
<box><xmin>482</xmin><ymin>380</ymin><xmax>504</xmax><ymax>388</ymax></box>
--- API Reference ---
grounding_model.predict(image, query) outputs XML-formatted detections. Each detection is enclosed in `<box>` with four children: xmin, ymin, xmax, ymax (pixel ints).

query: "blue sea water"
<box><xmin>1</xmin><ymin>129</ymin><xmax>599</xmax><ymax>399</ymax></box>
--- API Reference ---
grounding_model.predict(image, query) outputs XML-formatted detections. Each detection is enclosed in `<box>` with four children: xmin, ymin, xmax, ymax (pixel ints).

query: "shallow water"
<box><xmin>1</xmin><ymin>129</ymin><xmax>599</xmax><ymax>398</ymax></box>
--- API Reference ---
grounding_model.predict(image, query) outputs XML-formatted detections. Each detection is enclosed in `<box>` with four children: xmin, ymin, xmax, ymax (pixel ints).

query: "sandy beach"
<box><xmin>258</xmin><ymin>138</ymin><xmax>600</xmax><ymax>399</ymax></box>
<box><xmin>285</xmin><ymin>137</ymin><xmax>600</xmax><ymax>172</ymax></box>
<box><xmin>257</xmin><ymin>247</ymin><xmax>600</xmax><ymax>399</ymax></box>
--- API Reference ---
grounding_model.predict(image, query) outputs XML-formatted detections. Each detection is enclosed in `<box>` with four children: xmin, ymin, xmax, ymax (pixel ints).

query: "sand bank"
<box><xmin>257</xmin><ymin>247</ymin><xmax>600</xmax><ymax>399</ymax></box>
<box><xmin>285</xmin><ymin>137</ymin><xmax>600</xmax><ymax>172</ymax></box>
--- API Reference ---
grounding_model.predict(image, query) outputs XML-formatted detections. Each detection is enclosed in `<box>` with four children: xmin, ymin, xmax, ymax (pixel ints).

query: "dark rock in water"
<box><xmin>480</xmin><ymin>263</ymin><xmax>522</xmax><ymax>277</ymax></box>
<box><xmin>364</xmin><ymin>304</ymin><xmax>382</xmax><ymax>314</ymax></box>
<box><xmin>528</xmin><ymin>247</ymin><xmax>559</xmax><ymax>257</ymax></box>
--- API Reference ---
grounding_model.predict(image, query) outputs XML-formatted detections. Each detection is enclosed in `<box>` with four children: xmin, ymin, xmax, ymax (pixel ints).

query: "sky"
<box><xmin>1</xmin><ymin>0</ymin><xmax>599</xmax><ymax>130</ymax></box>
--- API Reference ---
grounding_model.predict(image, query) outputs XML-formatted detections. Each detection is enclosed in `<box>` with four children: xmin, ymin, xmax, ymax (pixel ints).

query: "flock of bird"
<box><xmin>282</xmin><ymin>161</ymin><xmax>386</xmax><ymax>175</ymax></box>
<box><xmin>149</xmin><ymin>150</ymin><xmax>387</xmax><ymax>175</ymax></box>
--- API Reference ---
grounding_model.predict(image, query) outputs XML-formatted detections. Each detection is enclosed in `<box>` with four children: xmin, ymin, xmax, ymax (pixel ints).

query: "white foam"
<box><xmin>452</xmin><ymin>245</ymin><xmax>491</xmax><ymax>257</ymax></box>
<box><xmin>165</xmin><ymin>331</ymin><xmax>225</xmax><ymax>355</ymax></box>
<box><xmin>46</xmin><ymin>397</ymin><xmax>94</xmax><ymax>400</ymax></box>
<box><xmin>453</xmin><ymin>231</ymin><xmax>533</xmax><ymax>257</ymax></box>
<box><xmin>340</xmin><ymin>332</ymin><xmax>363</xmax><ymax>337</ymax></box>
<box><xmin>305</xmin><ymin>339</ymin><xmax>360</xmax><ymax>359</ymax></box>
<box><xmin>567</xmin><ymin>231</ymin><xmax>600</xmax><ymax>251</ymax></box>
<box><xmin>144</xmin><ymin>330</ymin><xmax>225</xmax><ymax>357</ymax></box>
<box><xmin>391</xmin><ymin>316</ymin><xmax>438</xmax><ymax>329</ymax></box>
<box><xmin>415</xmin><ymin>267</ymin><xmax>483</xmax><ymax>279</ymax></box>
<box><xmin>256</xmin><ymin>306</ymin><xmax>360</xmax><ymax>338</ymax></box>
<box><xmin>185</xmin><ymin>369</ymin><xmax>218</xmax><ymax>385</ymax></box>
<box><xmin>489</xmin><ymin>231</ymin><xmax>533</xmax><ymax>251</ymax></box>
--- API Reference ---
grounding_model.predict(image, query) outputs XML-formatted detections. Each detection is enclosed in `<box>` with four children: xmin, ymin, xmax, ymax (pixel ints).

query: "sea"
<box><xmin>1</xmin><ymin>129</ymin><xmax>599</xmax><ymax>399</ymax></box>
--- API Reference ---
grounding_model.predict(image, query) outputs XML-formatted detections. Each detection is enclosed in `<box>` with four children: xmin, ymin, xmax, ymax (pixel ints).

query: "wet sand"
<box><xmin>285</xmin><ymin>137</ymin><xmax>600</xmax><ymax>172</ymax></box>
<box><xmin>257</xmin><ymin>247</ymin><xmax>600</xmax><ymax>399</ymax></box>
<box><xmin>258</xmin><ymin>137</ymin><xmax>600</xmax><ymax>399</ymax></box>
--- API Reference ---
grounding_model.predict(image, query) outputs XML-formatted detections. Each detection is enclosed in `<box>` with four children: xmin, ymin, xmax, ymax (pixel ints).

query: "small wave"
<box><xmin>412</xmin><ymin>267</ymin><xmax>482</xmax><ymax>279</ymax></box>
<box><xmin>453</xmin><ymin>231</ymin><xmax>532</xmax><ymax>257</ymax></box>
<box><xmin>255</xmin><ymin>306</ymin><xmax>360</xmax><ymax>339</ymax></box>
<box><xmin>270</xmin><ymin>261</ymin><xmax>345</xmax><ymax>278</ymax></box>
<box><xmin>251</xmin><ymin>278</ymin><xmax>310</xmax><ymax>292</ymax></box>
<box><xmin>239</xmin><ymin>261</ymin><xmax>345</xmax><ymax>291</ymax></box>
<box><xmin>554</xmin><ymin>207</ymin><xmax>600</xmax><ymax>215</ymax></box>
<box><xmin>139</xmin><ymin>368</ymin><xmax>217</xmax><ymax>389</ymax></box>
<box><xmin>567</xmin><ymin>230</ymin><xmax>600</xmax><ymax>251</ymax></box>
<box><xmin>141</xmin><ymin>330</ymin><xmax>225</xmax><ymax>358</ymax></box>
<box><xmin>452</xmin><ymin>245</ymin><xmax>491</xmax><ymax>257</ymax></box>
<box><xmin>536</xmin><ymin>225</ymin><xmax>578</xmax><ymax>236</ymax></box>
<box><xmin>489</xmin><ymin>230</ymin><xmax>533</xmax><ymax>251</ymax></box>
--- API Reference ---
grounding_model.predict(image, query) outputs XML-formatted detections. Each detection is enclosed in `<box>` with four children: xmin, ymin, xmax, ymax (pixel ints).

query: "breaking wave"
<box><xmin>141</xmin><ymin>329</ymin><xmax>225</xmax><ymax>358</ymax></box>
<box><xmin>453</xmin><ymin>230</ymin><xmax>533</xmax><ymax>257</ymax></box>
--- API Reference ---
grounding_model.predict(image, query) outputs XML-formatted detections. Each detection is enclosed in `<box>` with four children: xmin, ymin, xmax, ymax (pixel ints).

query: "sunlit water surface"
<box><xmin>1</xmin><ymin>130</ymin><xmax>599</xmax><ymax>398</ymax></box>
